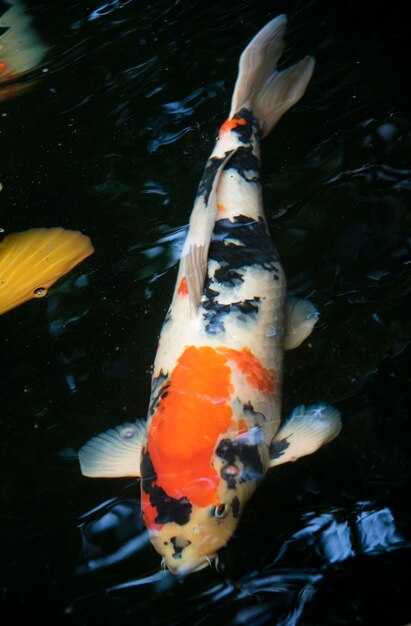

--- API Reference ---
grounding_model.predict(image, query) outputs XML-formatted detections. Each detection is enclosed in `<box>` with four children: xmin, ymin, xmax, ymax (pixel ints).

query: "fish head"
<box><xmin>146</xmin><ymin>482</ymin><xmax>256</xmax><ymax>575</ymax></box>
<box><xmin>141</xmin><ymin>431</ymin><xmax>266</xmax><ymax>575</ymax></box>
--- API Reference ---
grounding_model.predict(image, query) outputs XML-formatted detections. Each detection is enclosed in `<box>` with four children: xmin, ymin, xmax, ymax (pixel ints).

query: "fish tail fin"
<box><xmin>229</xmin><ymin>15</ymin><xmax>315</xmax><ymax>138</ymax></box>
<box><xmin>0</xmin><ymin>227</ymin><xmax>94</xmax><ymax>316</ymax></box>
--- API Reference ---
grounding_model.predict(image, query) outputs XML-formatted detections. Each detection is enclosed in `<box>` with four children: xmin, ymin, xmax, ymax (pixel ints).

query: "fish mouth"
<box><xmin>161</xmin><ymin>554</ymin><xmax>218</xmax><ymax>575</ymax></box>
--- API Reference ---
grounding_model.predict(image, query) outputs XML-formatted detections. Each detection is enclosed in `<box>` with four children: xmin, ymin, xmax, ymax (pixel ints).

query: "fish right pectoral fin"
<box><xmin>79</xmin><ymin>419</ymin><xmax>146</xmax><ymax>478</ymax></box>
<box><xmin>283</xmin><ymin>296</ymin><xmax>320</xmax><ymax>350</ymax></box>
<box><xmin>269</xmin><ymin>403</ymin><xmax>342</xmax><ymax>468</ymax></box>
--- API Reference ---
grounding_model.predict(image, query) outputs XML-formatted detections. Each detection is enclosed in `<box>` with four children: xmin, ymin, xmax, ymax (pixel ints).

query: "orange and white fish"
<box><xmin>0</xmin><ymin>228</ymin><xmax>94</xmax><ymax>315</ymax></box>
<box><xmin>79</xmin><ymin>15</ymin><xmax>342</xmax><ymax>575</ymax></box>
<box><xmin>0</xmin><ymin>0</ymin><xmax>48</xmax><ymax>102</ymax></box>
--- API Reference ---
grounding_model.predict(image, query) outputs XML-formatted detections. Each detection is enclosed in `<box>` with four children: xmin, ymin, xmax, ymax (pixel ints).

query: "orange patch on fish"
<box><xmin>0</xmin><ymin>61</ymin><xmax>8</xmax><ymax>75</ymax></box>
<box><xmin>217</xmin><ymin>202</ymin><xmax>229</xmax><ymax>218</ymax></box>
<box><xmin>219</xmin><ymin>347</ymin><xmax>276</xmax><ymax>393</ymax></box>
<box><xmin>177</xmin><ymin>276</ymin><xmax>189</xmax><ymax>296</ymax></box>
<box><xmin>148</xmin><ymin>346</ymin><xmax>233</xmax><ymax>507</ymax></box>
<box><xmin>237</xmin><ymin>418</ymin><xmax>249</xmax><ymax>434</ymax></box>
<box><xmin>141</xmin><ymin>491</ymin><xmax>161</xmax><ymax>530</ymax></box>
<box><xmin>219</xmin><ymin>117</ymin><xmax>247</xmax><ymax>137</ymax></box>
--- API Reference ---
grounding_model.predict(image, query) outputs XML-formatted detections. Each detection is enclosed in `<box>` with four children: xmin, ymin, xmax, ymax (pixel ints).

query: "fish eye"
<box><xmin>33</xmin><ymin>287</ymin><xmax>47</xmax><ymax>297</ymax></box>
<box><xmin>213</xmin><ymin>503</ymin><xmax>227</xmax><ymax>519</ymax></box>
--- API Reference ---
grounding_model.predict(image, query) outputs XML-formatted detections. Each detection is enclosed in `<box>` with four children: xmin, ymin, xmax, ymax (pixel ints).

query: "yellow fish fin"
<box><xmin>0</xmin><ymin>227</ymin><xmax>94</xmax><ymax>316</ymax></box>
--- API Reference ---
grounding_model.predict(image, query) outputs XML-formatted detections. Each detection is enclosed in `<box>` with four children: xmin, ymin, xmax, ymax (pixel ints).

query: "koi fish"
<box><xmin>0</xmin><ymin>228</ymin><xmax>94</xmax><ymax>315</ymax></box>
<box><xmin>0</xmin><ymin>0</ymin><xmax>48</xmax><ymax>102</ymax></box>
<box><xmin>79</xmin><ymin>15</ymin><xmax>342</xmax><ymax>575</ymax></box>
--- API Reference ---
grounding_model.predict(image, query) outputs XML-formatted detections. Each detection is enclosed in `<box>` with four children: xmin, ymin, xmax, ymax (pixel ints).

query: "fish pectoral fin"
<box><xmin>283</xmin><ymin>296</ymin><xmax>319</xmax><ymax>350</ymax></box>
<box><xmin>0</xmin><ymin>227</ymin><xmax>94</xmax><ymax>316</ymax></box>
<box><xmin>79</xmin><ymin>419</ymin><xmax>146</xmax><ymax>478</ymax></box>
<box><xmin>269</xmin><ymin>403</ymin><xmax>342</xmax><ymax>468</ymax></box>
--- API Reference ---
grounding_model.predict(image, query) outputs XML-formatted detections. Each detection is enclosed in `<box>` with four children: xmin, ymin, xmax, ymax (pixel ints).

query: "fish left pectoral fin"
<box><xmin>79</xmin><ymin>419</ymin><xmax>146</xmax><ymax>478</ymax></box>
<box><xmin>283</xmin><ymin>296</ymin><xmax>319</xmax><ymax>351</ymax></box>
<box><xmin>269</xmin><ymin>403</ymin><xmax>342</xmax><ymax>468</ymax></box>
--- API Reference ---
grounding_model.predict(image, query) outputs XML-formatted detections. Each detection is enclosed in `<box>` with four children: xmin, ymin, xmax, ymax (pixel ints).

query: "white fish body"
<box><xmin>79</xmin><ymin>15</ymin><xmax>342</xmax><ymax>575</ymax></box>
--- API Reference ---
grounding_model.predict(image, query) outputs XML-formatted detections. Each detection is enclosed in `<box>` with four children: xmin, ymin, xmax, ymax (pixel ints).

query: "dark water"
<box><xmin>1</xmin><ymin>0</ymin><xmax>410</xmax><ymax>624</ymax></box>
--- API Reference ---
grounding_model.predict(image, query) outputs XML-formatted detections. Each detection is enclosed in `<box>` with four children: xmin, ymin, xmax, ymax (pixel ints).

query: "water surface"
<box><xmin>0</xmin><ymin>0</ymin><xmax>410</xmax><ymax>624</ymax></box>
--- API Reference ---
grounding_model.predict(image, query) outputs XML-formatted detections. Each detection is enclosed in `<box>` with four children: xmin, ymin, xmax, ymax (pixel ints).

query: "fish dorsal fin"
<box><xmin>79</xmin><ymin>420</ymin><xmax>146</xmax><ymax>478</ymax></box>
<box><xmin>185</xmin><ymin>243</ymin><xmax>208</xmax><ymax>312</ymax></box>
<box><xmin>269</xmin><ymin>404</ymin><xmax>341</xmax><ymax>468</ymax></box>
<box><xmin>183</xmin><ymin>150</ymin><xmax>235</xmax><ymax>311</ymax></box>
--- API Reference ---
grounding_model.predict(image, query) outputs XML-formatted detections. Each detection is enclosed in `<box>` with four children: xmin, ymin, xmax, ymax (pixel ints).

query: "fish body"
<box><xmin>141</xmin><ymin>108</ymin><xmax>284</xmax><ymax>570</ymax></box>
<box><xmin>0</xmin><ymin>0</ymin><xmax>48</xmax><ymax>101</ymax></box>
<box><xmin>80</xmin><ymin>15</ymin><xmax>342</xmax><ymax>575</ymax></box>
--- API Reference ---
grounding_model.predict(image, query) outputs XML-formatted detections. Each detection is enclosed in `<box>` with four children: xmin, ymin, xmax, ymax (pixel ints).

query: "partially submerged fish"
<box><xmin>0</xmin><ymin>228</ymin><xmax>94</xmax><ymax>315</ymax></box>
<box><xmin>0</xmin><ymin>0</ymin><xmax>48</xmax><ymax>102</ymax></box>
<box><xmin>79</xmin><ymin>15</ymin><xmax>342</xmax><ymax>575</ymax></box>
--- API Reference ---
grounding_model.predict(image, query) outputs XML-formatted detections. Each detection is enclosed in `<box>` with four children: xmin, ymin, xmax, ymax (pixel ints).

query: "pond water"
<box><xmin>0</xmin><ymin>0</ymin><xmax>410</xmax><ymax>624</ymax></box>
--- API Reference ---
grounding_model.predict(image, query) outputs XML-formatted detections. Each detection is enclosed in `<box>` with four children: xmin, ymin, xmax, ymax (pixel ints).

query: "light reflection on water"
<box><xmin>275</xmin><ymin>503</ymin><xmax>405</xmax><ymax>566</ymax></box>
<box><xmin>78</xmin><ymin>498</ymin><xmax>407</xmax><ymax>574</ymax></box>
<box><xmin>73</xmin><ymin>495</ymin><xmax>410</xmax><ymax>624</ymax></box>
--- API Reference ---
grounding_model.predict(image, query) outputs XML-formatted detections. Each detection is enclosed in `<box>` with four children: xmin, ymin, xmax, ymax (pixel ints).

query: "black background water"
<box><xmin>0</xmin><ymin>0</ymin><xmax>410</xmax><ymax>624</ymax></box>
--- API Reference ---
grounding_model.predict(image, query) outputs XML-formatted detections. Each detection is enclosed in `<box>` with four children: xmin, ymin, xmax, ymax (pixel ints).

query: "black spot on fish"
<box><xmin>149</xmin><ymin>370</ymin><xmax>169</xmax><ymax>416</ymax></box>
<box><xmin>220</xmin><ymin>464</ymin><xmax>239</xmax><ymax>490</ymax></box>
<box><xmin>201</xmin><ymin>215</ymin><xmax>280</xmax><ymax>334</ymax></box>
<box><xmin>232</xmin><ymin>496</ymin><xmax>240</xmax><ymax>519</ymax></box>
<box><xmin>231</xmin><ymin>108</ymin><xmax>261</xmax><ymax>145</ymax></box>
<box><xmin>210</xmin><ymin>214</ymin><xmax>280</xmax><ymax>275</ymax></box>
<box><xmin>213</xmin><ymin>266</ymin><xmax>243</xmax><ymax>288</ymax></box>
<box><xmin>225</xmin><ymin>146</ymin><xmax>261</xmax><ymax>183</ymax></box>
<box><xmin>269</xmin><ymin>437</ymin><xmax>290</xmax><ymax>460</ymax></box>
<box><xmin>197</xmin><ymin>155</ymin><xmax>227</xmax><ymax>205</ymax></box>
<box><xmin>196</xmin><ymin>112</ymin><xmax>260</xmax><ymax>203</ymax></box>
<box><xmin>243</xmin><ymin>401</ymin><xmax>267</xmax><ymax>422</ymax></box>
<box><xmin>170</xmin><ymin>536</ymin><xmax>192</xmax><ymax>559</ymax></box>
<box><xmin>202</xmin><ymin>289</ymin><xmax>260</xmax><ymax>334</ymax></box>
<box><xmin>216</xmin><ymin>438</ymin><xmax>264</xmax><ymax>484</ymax></box>
<box><xmin>141</xmin><ymin>449</ymin><xmax>192</xmax><ymax>526</ymax></box>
